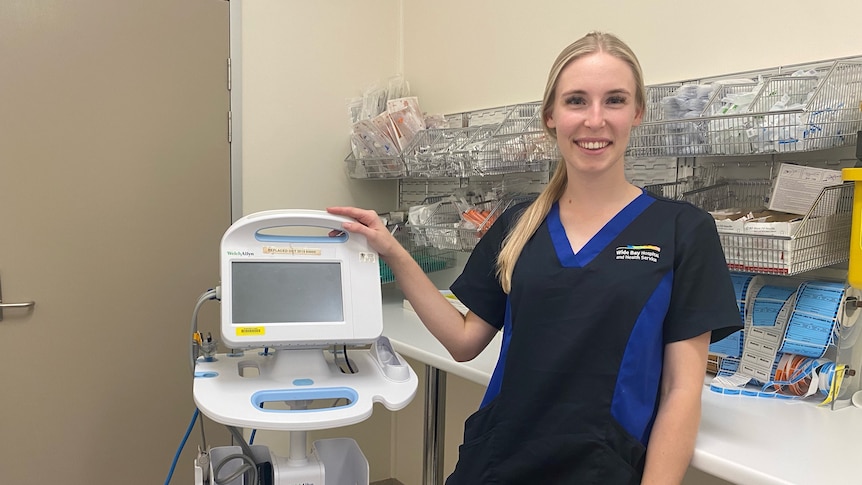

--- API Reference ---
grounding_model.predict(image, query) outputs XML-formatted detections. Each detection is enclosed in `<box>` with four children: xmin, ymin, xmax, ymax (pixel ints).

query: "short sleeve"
<box><xmin>664</xmin><ymin>209</ymin><xmax>743</xmax><ymax>344</ymax></box>
<box><xmin>449</xmin><ymin>205</ymin><xmax>525</xmax><ymax>330</ymax></box>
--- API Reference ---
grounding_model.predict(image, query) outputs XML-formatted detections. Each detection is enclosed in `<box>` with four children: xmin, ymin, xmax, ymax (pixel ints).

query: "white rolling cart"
<box><xmin>192</xmin><ymin>210</ymin><xmax>418</xmax><ymax>485</ymax></box>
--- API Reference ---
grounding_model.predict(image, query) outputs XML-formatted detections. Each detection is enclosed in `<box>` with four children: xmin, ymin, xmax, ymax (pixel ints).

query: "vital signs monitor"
<box><xmin>219</xmin><ymin>209</ymin><xmax>383</xmax><ymax>349</ymax></box>
<box><xmin>193</xmin><ymin>209</ymin><xmax>417</xmax><ymax>484</ymax></box>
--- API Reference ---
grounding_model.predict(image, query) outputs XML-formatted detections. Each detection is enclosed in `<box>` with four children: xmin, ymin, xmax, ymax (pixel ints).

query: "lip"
<box><xmin>574</xmin><ymin>139</ymin><xmax>612</xmax><ymax>151</ymax></box>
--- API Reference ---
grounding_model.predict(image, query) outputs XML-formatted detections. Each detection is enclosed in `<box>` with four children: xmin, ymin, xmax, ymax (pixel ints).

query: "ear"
<box><xmin>633</xmin><ymin>105</ymin><xmax>644</xmax><ymax>127</ymax></box>
<box><xmin>545</xmin><ymin>112</ymin><xmax>556</xmax><ymax>130</ymax></box>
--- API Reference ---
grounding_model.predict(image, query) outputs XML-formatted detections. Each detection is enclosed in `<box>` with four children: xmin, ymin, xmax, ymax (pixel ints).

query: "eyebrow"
<box><xmin>560</xmin><ymin>88</ymin><xmax>632</xmax><ymax>97</ymax></box>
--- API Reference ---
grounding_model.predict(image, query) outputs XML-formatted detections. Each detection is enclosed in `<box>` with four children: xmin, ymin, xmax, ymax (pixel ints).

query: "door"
<box><xmin>0</xmin><ymin>1</ymin><xmax>231</xmax><ymax>483</ymax></box>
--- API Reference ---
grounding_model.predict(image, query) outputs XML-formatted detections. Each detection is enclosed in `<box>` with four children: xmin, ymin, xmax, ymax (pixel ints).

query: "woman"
<box><xmin>329</xmin><ymin>31</ymin><xmax>741</xmax><ymax>485</ymax></box>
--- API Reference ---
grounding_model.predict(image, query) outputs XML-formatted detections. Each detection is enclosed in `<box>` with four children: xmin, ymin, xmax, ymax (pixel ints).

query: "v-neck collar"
<box><xmin>548</xmin><ymin>190</ymin><xmax>654</xmax><ymax>268</ymax></box>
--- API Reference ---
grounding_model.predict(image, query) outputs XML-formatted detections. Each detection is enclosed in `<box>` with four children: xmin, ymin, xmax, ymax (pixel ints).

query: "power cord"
<box><xmin>213</xmin><ymin>453</ymin><xmax>258</xmax><ymax>485</ymax></box>
<box><xmin>166</xmin><ymin>285</ymin><xmax>220</xmax><ymax>485</ymax></box>
<box><xmin>183</xmin><ymin>286</ymin><xmax>263</xmax><ymax>484</ymax></box>
<box><xmin>213</xmin><ymin>426</ymin><xmax>259</xmax><ymax>485</ymax></box>
<box><xmin>164</xmin><ymin>287</ymin><xmax>226</xmax><ymax>485</ymax></box>
<box><xmin>164</xmin><ymin>408</ymin><xmax>199</xmax><ymax>485</ymax></box>
<box><xmin>190</xmin><ymin>287</ymin><xmax>220</xmax><ymax>375</ymax></box>
<box><xmin>343</xmin><ymin>345</ymin><xmax>355</xmax><ymax>373</ymax></box>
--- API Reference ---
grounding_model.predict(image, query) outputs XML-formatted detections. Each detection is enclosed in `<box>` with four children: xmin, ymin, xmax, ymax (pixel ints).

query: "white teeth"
<box><xmin>578</xmin><ymin>141</ymin><xmax>609</xmax><ymax>150</ymax></box>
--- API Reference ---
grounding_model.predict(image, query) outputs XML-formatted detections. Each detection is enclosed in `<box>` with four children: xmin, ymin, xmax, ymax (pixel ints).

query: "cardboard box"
<box><xmin>710</xmin><ymin>210</ymin><xmax>748</xmax><ymax>234</ymax></box>
<box><xmin>711</xmin><ymin>209</ymin><xmax>804</xmax><ymax>237</ymax></box>
<box><xmin>741</xmin><ymin>210</ymin><xmax>803</xmax><ymax>237</ymax></box>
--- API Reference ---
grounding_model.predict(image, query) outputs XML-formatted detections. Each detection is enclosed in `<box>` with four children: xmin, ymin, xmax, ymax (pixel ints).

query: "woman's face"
<box><xmin>546</xmin><ymin>52</ymin><xmax>643</xmax><ymax>176</ymax></box>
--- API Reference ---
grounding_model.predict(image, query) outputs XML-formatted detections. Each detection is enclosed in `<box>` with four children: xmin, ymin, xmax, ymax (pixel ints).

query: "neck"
<box><xmin>561</xmin><ymin>176</ymin><xmax>640</xmax><ymax>209</ymax></box>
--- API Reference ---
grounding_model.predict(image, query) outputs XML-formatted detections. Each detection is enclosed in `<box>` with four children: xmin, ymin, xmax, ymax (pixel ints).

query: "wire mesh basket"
<box><xmin>401</xmin><ymin>103</ymin><xmax>559</xmax><ymax>178</ymax></box>
<box><xmin>492</xmin><ymin>102</ymin><xmax>542</xmax><ymax>135</ymax></box>
<box><xmin>628</xmin><ymin>58</ymin><xmax>862</xmax><ymax>158</ymax></box>
<box><xmin>624</xmin><ymin>157</ymin><xmax>679</xmax><ymax>188</ymax></box>
<box><xmin>648</xmin><ymin>179</ymin><xmax>854</xmax><ymax>275</ymax></box>
<box><xmin>472</xmin><ymin>131</ymin><xmax>555</xmax><ymax>176</ymax></box>
<box><xmin>344</xmin><ymin>152</ymin><xmax>407</xmax><ymax>179</ymax></box>
<box><xmin>677</xmin><ymin>179</ymin><xmax>773</xmax><ymax>212</ymax></box>
<box><xmin>408</xmin><ymin>193</ymin><xmax>537</xmax><ymax>251</ymax></box>
<box><xmin>644</xmin><ymin>177</ymin><xmax>711</xmax><ymax>200</ymax></box>
<box><xmin>407</xmin><ymin>198</ymin><xmax>498</xmax><ymax>251</ymax></box>
<box><xmin>379</xmin><ymin>225</ymin><xmax>457</xmax><ymax>284</ymax></box>
<box><xmin>463</xmin><ymin>105</ymin><xmax>515</xmax><ymax>127</ymax></box>
<box><xmin>626</xmin><ymin>84</ymin><xmax>709</xmax><ymax>158</ymax></box>
<box><xmin>401</xmin><ymin>127</ymin><xmax>490</xmax><ymax>178</ymax></box>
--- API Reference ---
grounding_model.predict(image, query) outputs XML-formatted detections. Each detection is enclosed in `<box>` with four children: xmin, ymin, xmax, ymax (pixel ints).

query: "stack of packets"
<box><xmin>350</xmin><ymin>96</ymin><xmax>445</xmax><ymax>160</ymax></box>
<box><xmin>710</xmin><ymin>209</ymin><xmax>803</xmax><ymax>235</ymax></box>
<box><xmin>658</xmin><ymin>84</ymin><xmax>715</xmax><ymax>156</ymax></box>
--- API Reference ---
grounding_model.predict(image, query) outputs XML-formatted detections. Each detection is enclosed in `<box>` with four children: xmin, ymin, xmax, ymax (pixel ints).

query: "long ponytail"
<box><xmin>496</xmin><ymin>162</ymin><xmax>567</xmax><ymax>293</ymax></box>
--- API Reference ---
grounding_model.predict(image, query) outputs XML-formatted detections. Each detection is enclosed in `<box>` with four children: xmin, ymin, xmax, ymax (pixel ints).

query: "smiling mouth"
<box><xmin>576</xmin><ymin>141</ymin><xmax>611</xmax><ymax>150</ymax></box>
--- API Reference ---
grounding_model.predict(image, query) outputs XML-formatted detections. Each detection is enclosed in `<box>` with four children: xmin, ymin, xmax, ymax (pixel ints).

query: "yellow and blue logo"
<box><xmin>615</xmin><ymin>244</ymin><xmax>661</xmax><ymax>262</ymax></box>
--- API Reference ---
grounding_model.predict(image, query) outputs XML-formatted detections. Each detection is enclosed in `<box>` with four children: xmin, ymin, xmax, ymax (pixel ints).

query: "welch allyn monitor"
<box><xmin>219</xmin><ymin>209</ymin><xmax>383</xmax><ymax>349</ymax></box>
<box><xmin>194</xmin><ymin>209</ymin><xmax>416</xmax><ymax>483</ymax></box>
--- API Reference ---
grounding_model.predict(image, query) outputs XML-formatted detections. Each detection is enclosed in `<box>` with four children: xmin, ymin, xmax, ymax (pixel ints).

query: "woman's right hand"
<box><xmin>326</xmin><ymin>206</ymin><xmax>403</xmax><ymax>259</ymax></box>
<box><xmin>328</xmin><ymin>208</ymin><xmax>497</xmax><ymax>362</ymax></box>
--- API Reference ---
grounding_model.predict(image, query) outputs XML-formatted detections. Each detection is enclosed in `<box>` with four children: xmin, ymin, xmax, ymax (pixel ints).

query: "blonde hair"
<box><xmin>495</xmin><ymin>32</ymin><xmax>646</xmax><ymax>293</ymax></box>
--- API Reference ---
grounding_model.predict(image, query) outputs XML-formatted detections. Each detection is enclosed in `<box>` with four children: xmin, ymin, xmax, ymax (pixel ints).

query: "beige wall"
<box><xmin>236</xmin><ymin>0</ymin><xmax>862</xmax><ymax>483</ymax></box>
<box><xmin>235</xmin><ymin>0</ymin><xmax>401</xmax><ymax>217</ymax></box>
<box><xmin>231</xmin><ymin>3</ymin><xmax>403</xmax><ymax>479</ymax></box>
<box><xmin>403</xmin><ymin>0</ymin><xmax>862</xmax><ymax>116</ymax></box>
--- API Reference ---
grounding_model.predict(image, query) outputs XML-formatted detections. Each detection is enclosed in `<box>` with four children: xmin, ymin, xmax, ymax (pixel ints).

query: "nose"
<box><xmin>584</xmin><ymin>103</ymin><xmax>605</xmax><ymax>129</ymax></box>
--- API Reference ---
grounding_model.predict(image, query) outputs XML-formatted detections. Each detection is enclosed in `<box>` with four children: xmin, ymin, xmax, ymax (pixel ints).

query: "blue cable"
<box><xmin>164</xmin><ymin>408</ymin><xmax>200</xmax><ymax>485</ymax></box>
<box><xmin>249</xmin><ymin>400</ymin><xmax>265</xmax><ymax>445</ymax></box>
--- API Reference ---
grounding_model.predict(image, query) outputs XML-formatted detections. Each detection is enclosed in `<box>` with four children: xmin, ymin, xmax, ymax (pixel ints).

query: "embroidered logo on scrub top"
<box><xmin>615</xmin><ymin>245</ymin><xmax>661</xmax><ymax>263</ymax></box>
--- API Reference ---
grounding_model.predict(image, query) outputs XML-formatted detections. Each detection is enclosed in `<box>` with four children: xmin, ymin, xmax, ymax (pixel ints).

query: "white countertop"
<box><xmin>381</xmin><ymin>289</ymin><xmax>862</xmax><ymax>485</ymax></box>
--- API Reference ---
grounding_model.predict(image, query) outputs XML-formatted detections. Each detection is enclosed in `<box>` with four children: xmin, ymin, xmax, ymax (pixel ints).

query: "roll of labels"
<box><xmin>709</xmin><ymin>274</ymin><xmax>860</xmax><ymax>404</ymax></box>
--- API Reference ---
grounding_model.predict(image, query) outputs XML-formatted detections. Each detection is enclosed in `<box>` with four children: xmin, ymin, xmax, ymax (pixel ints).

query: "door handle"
<box><xmin>0</xmin><ymin>302</ymin><xmax>35</xmax><ymax>308</ymax></box>
<box><xmin>0</xmin><ymin>274</ymin><xmax>36</xmax><ymax>321</ymax></box>
<box><xmin>0</xmin><ymin>300</ymin><xmax>35</xmax><ymax>321</ymax></box>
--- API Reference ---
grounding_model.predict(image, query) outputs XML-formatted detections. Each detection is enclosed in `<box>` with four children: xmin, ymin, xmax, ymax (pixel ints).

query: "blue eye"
<box><xmin>565</xmin><ymin>96</ymin><xmax>585</xmax><ymax>105</ymax></box>
<box><xmin>607</xmin><ymin>96</ymin><xmax>627</xmax><ymax>105</ymax></box>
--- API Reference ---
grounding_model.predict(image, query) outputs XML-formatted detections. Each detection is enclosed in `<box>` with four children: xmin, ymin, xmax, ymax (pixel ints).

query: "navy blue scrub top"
<box><xmin>447</xmin><ymin>190</ymin><xmax>742</xmax><ymax>484</ymax></box>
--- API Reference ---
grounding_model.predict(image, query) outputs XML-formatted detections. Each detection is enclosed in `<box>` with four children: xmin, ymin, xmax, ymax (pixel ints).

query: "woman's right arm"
<box><xmin>327</xmin><ymin>206</ymin><xmax>498</xmax><ymax>361</ymax></box>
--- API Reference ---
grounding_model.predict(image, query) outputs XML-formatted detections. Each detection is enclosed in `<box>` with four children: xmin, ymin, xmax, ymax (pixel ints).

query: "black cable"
<box><xmin>343</xmin><ymin>345</ymin><xmax>355</xmax><ymax>373</ymax></box>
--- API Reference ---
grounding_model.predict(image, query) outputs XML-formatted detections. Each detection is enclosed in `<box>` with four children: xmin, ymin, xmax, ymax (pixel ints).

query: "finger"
<box><xmin>327</xmin><ymin>206</ymin><xmax>381</xmax><ymax>228</ymax></box>
<box><xmin>339</xmin><ymin>220</ymin><xmax>360</xmax><ymax>232</ymax></box>
<box><xmin>326</xmin><ymin>206</ymin><xmax>352</xmax><ymax>216</ymax></box>
<box><xmin>327</xmin><ymin>206</ymin><xmax>371</xmax><ymax>217</ymax></box>
<box><xmin>327</xmin><ymin>206</ymin><xmax>367</xmax><ymax>222</ymax></box>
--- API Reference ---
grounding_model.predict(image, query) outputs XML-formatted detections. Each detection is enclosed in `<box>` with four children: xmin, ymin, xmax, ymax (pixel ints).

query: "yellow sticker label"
<box><xmin>236</xmin><ymin>326</ymin><xmax>265</xmax><ymax>336</ymax></box>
